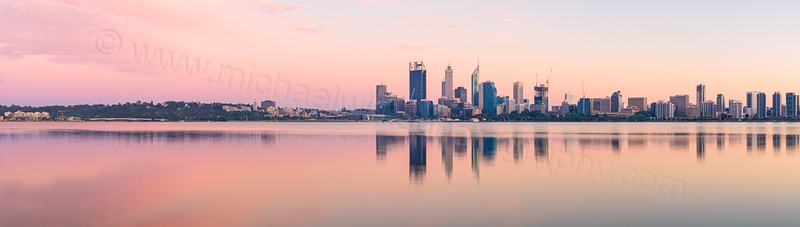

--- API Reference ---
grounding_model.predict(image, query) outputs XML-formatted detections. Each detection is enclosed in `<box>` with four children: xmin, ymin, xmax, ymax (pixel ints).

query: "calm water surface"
<box><xmin>1</xmin><ymin>122</ymin><xmax>799</xmax><ymax>226</ymax></box>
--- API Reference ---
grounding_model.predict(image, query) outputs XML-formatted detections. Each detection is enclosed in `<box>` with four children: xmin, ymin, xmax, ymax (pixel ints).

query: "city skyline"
<box><xmin>2</xmin><ymin>1</ymin><xmax>800</xmax><ymax>109</ymax></box>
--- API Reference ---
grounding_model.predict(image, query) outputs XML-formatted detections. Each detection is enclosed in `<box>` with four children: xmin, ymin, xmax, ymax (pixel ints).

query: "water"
<box><xmin>1</xmin><ymin>122</ymin><xmax>799</xmax><ymax>226</ymax></box>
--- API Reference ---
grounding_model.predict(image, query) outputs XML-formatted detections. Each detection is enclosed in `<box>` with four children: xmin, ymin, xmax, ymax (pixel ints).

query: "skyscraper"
<box><xmin>697</xmin><ymin>84</ymin><xmax>706</xmax><ymax>106</ymax></box>
<box><xmin>670</xmin><ymin>95</ymin><xmax>690</xmax><ymax>117</ymax></box>
<box><xmin>654</xmin><ymin>100</ymin><xmax>675</xmax><ymax>118</ymax></box>
<box><xmin>471</xmin><ymin>63</ymin><xmax>480</xmax><ymax>105</ymax></box>
<box><xmin>756</xmin><ymin>92</ymin><xmax>767</xmax><ymax>118</ymax></box>
<box><xmin>565</xmin><ymin>92</ymin><xmax>576</xmax><ymax>105</ymax></box>
<box><xmin>533</xmin><ymin>83</ymin><xmax>548</xmax><ymax>113</ymax></box>
<box><xmin>773</xmin><ymin>92</ymin><xmax>782</xmax><ymax>118</ymax></box>
<box><xmin>513</xmin><ymin>82</ymin><xmax>524</xmax><ymax>104</ymax></box>
<box><xmin>729</xmin><ymin>100</ymin><xmax>743</xmax><ymax>119</ymax></box>
<box><xmin>611</xmin><ymin>91</ymin><xmax>622</xmax><ymax>112</ymax></box>
<box><xmin>628</xmin><ymin>97</ymin><xmax>648</xmax><ymax>111</ymax></box>
<box><xmin>454</xmin><ymin>87</ymin><xmax>467</xmax><ymax>103</ymax></box>
<box><xmin>787</xmin><ymin>92</ymin><xmax>798</xmax><ymax>118</ymax></box>
<box><xmin>444</xmin><ymin>65</ymin><xmax>453</xmax><ymax>98</ymax></box>
<box><xmin>441</xmin><ymin>80</ymin><xmax>446</xmax><ymax>97</ymax></box>
<box><xmin>600</xmin><ymin>97</ymin><xmax>612</xmax><ymax>113</ymax></box>
<box><xmin>482</xmin><ymin>81</ymin><xmax>497</xmax><ymax>115</ymax></box>
<box><xmin>700</xmin><ymin>101</ymin><xmax>714</xmax><ymax>117</ymax></box>
<box><xmin>376</xmin><ymin>84</ymin><xmax>387</xmax><ymax>105</ymax></box>
<box><xmin>746</xmin><ymin>91</ymin><xmax>754</xmax><ymax>108</ymax></box>
<box><xmin>577</xmin><ymin>98</ymin><xmax>593</xmax><ymax>114</ymax></box>
<box><xmin>409</xmin><ymin>61</ymin><xmax>426</xmax><ymax>101</ymax></box>
<box><xmin>716</xmin><ymin>94</ymin><xmax>725</xmax><ymax>116</ymax></box>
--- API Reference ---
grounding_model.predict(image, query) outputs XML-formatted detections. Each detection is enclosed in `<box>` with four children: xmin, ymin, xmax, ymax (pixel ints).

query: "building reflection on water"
<box><xmin>366</xmin><ymin>130</ymin><xmax>800</xmax><ymax>185</ymax></box>
<box><xmin>409</xmin><ymin>134</ymin><xmax>426</xmax><ymax>185</ymax></box>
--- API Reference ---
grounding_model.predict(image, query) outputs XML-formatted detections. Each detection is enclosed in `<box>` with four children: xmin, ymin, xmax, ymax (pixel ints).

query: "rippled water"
<box><xmin>1</xmin><ymin>122</ymin><xmax>799</xmax><ymax>226</ymax></box>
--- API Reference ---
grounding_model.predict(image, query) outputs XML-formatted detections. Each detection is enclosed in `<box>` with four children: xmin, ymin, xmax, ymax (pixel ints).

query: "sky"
<box><xmin>1</xmin><ymin>0</ymin><xmax>800</xmax><ymax>109</ymax></box>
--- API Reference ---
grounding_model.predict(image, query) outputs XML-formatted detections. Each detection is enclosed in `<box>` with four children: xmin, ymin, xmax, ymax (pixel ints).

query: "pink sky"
<box><xmin>2</xmin><ymin>0</ymin><xmax>800</xmax><ymax>109</ymax></box>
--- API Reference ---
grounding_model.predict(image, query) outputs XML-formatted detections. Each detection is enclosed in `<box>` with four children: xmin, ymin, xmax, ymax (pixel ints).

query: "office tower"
<box><xmin>787</xmin><ymin>92</ymin><xmax>798</xmax><ymax>118</ymax></box>
<box><xmin>628</xmin><ymin>97</ymin><xmax>648</xmax><ymax>111</ymax></box>
<box><xmin>600</xmin><ymin>97</ymin><xmax>612</xmax><ymax>112</ymax></box>
<box><xmin>478</xmin><ymin>83</ymin><xmax>484</xmax><ymax>109</ymax></box>
<box><xmin>756</xmin><ymin>92</ymin><xmax>767</xmax><ymax>118</ymax></box>
<box><xmin>454</xmin><ymin>87</ymin><xmax>467</xmax><ymax>103</ymax></box>
<box><xmin>471</xmin><ymin>63</ymin><xmax>480</xmax><ymax>105</ymax></box>
<box><xmin>513</xmin><ymin>82</ymin><xmax>524</xmax><ymax>104</ymax></box>
<box><xmin>746</xmin><ymin>92</ymin><xmax>754</xmax><ymax>108</ymax></box>
<box><xmin>418</xmin><ymin>100</ymin><xmax>434</xmax><ymax>117</ymax></box>
<box><xmin>409</xmin><ymin>134</ymin><xmax>426</xmax><ymax>184</ymax></box>
<box><xmin>441</xmin><ymin>80</ymin><xmax>446</xmax><ymax>97</ymax></box>
<box><xmin>482</xmin><ymin>81</ymin><xmax>497</xmax><ymax>115</ymax></box>
<box><xmin>729</xmin><ymin>100</ymin><xmax>743</xmax><ymax>119</ymax></box>
<box><xmin>670</xmin><ymin>95</ymin><xmax>690</xmax><ymax>117</ymax></box>
<box><xmin>716</xmin><ymin>94</ymin><xmax>725</xmax><ymax>116</ymax></box>
<box><xmin>773</xmin><ymin>92</ymin><xmax>782</xmax><ymax>118</ymax></box>
<box><xmin>700</xmin><ymin>101</ymin><xmax>714</xmax><ymax>117</ymax></box>
<box><xmin>654</xmin><ymin>100</ymin><xmax>675</xmax><ymax>118</ymax></box>
<box><xmin>611</xmin><ymin>91</ymin><xmax>622</xmax><ymax>112</ymax></box>
<box><xmin>444</xmin><ymin>65</ymin><xmax>453</xmax><ymax>98</ymax></box>
<box><xmin>565</xmin><ymin>92</ymin><xmax>576</xmax><ymax>105</ymax></box>
<box><xmin>577</xmin><ymin>98</ymin><xmax>593</xmax><ymax>114</ymax></box>
<box><xmin>260</xmin><ymin>100</ymin><xmax>276</xmax><ymax>108</ymax></box>
<box><xmin>591</xmin><ymin>98</ymin><xmax>603</xmax><ymax>113</ymax></box>
<box><xmin>409</xmin><ymin>61</ymin><xmax>427</xmax><ymax>101</ymax></box>
<box><xmin>533</xmin><ymin>83</ymin><xmax>549</xmax><ymax>113</ymax></box>
<box><xmin>376</xmin><ymin>84</ymin><xmax>387</xmax><ymax>105</ymax></box>
<box><xmin>697</xmin><ymin>84</ymin><xmax>706</xmax><ymax>107</ymax></box>
<box><xmin>392</xmin><ymin>98</ymin><xmax>405</xmax><ymax>113</ymax></box>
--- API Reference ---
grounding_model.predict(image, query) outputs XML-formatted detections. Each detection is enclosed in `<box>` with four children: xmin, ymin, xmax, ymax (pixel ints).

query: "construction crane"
<box><xmin>546</xmin><ymin>68</ymin><xmax>553</xmax><ymax>88</ymax></box>
<box><xmin>582</xmin><ymin>81</ymin><xmax>586</xmax><ymax>98</ymax></box>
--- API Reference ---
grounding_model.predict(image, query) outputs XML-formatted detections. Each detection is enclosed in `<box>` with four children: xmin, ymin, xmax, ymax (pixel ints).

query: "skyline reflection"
<box><xmin>2</xmin><ymin>123</ymin><xmax>800</xmax><ymax>226</ymax></box>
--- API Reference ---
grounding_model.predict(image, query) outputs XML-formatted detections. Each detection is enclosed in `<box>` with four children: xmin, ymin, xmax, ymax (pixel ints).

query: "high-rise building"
<box><xmin>565</xmin><ymin>92</ymin><xmax>576</xmax><ymax>105</ymax></box>
<box><xmin>482</xmin><ymin>81</ymin><xmax>497</xmax><ymax>115</ymax></box>
<box><xmin>441</xmin><ymin>80</ymin><xmax>446</xmax><ymax>97</ymax></box>
<box><xmin>513</xmin><ymin>82</ymin><xmax>524</xmax><ymax>104</ymax></box>
<box><xmin>376</xmin><ymin>84</ymin><xmax>387</xmax><ymax>105</ymax></box>
<box><xmin>418</xmin><ymin>100</ymin><xmax>434</xmax><ymax>117</ymax></box>
<box><xmin>773</xmin><ymin>92</ymin><xmax>783</xmax><ymax>118</ymax></box>
<box><xmin>628</xmin><ymin>97</ymin><xmax>648</xmax><ymax>111</ymax></box>
<box><xmin>670</xmin><ymin>95</ymin><xmax>690</xmax><ymax>117</ymax></box>
<box><xmin>444</xmin><ymin>65</ymin><xmax>453</xmax><ymax>98</ymax></box>
<box><xmin>697</xmin><ymin>84</ymin><xmax>706</xmax><ymax>107</ymax></box>
<box><xmin>700</xmin><ymin>101</ymin><xmax>714</xmax><ymax>117</ymax></box>
<box><xmin>471</xmin><ymin>63</ymin><xmax>480</xmax><ymax>105</ymax></box>
<box><xmin>454</xmin><ymin>87</ymin><xmax>467</xmax><ymax>103</ymax></box>
<box><xmin>654</xmin><ymin>100</ymin><xmax>675</xmax><ymax>119</ymax></box>
<box><xmin>729</xmin><ymin>100</ymin><xmax>743</xmax><ymax>119</ymax></box>
<box><xmin>600</xmin><ymin>97</ymin><xmax>612</xmax><ymax>112</ymax></box>
<box><xmin>610</xmin><ymin>91</ymin><xmax>622</xmax><ymax>112</ymax></box>
<box><xmin>260</xmin><ymin>100</ymin><xmax>276</xmax><ymax>108</ymax></box>
<box><xmin>478</xmin><ymin>83</ymin><xmax>484</xmax><ymax>110</ymax></box>
<box><xmin>746</xmin><ymin>91</ymin><xmax>755</xmax><ymax>108</ymax></box>
<box><xmin>787</xmin><ymin>92</ymin><xmax>798</xmax><ymax>118</ymax></box>
<box><xmin>592</xmin><ymin>98</ymin><xmax>603</xmax><ymax>113</ymax></box>
<box><xmin>533</xmin><ymin>83</ymin><xmax>549</xmax><ymax>113</ymax></box>
<box><xmin>716</xmin><ymin>94</ymin><xmax>725</xmax><ymax>116</ymax></box>
<box><xmin>409</xmin><ymin>61</ymin><xmax>427</xmax><ymax>101</ymax></box>
<box><xmin>578</xmin><ymin>98</ymin><xmax>594</xmax><ymax>115</ymax></box>
<box><xmin>756</xmin><ymin>92</ymin><xmax>767</xmax><ymax>118</ymax></box>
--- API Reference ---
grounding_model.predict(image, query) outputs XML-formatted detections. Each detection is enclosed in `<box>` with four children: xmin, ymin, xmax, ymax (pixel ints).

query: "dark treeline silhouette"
<box><xmin>0</xmin><ymin>101</ymin><xmax>313</xmax><ymax>121</ymax></box>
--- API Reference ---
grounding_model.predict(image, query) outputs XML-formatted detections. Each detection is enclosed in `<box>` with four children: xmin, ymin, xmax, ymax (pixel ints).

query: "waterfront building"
<box><xmin>482</xmin><ymin>81</ymin><xmax>497</xmax><ymax>115</ymax></box>
<box><xmin>773</xmin><ymin>92</ymin><xmax>783</xmax><ymax>118</ymax></box>
<box><xmin>409</xmin><ymin>61</ymin><xmax>427</xmax><ymax>100</ymax></box>
<box><xmin>787</xmin><ymin>92</ymin><xmax>798</xmax><ymax>118</ymax></box>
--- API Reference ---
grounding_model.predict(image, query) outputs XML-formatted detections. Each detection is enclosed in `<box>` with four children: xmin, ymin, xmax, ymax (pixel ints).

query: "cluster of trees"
<box><xmin>0</xmin><ymin>101</ymin><xmax>317</xmax><ymax>121</ymax></box>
